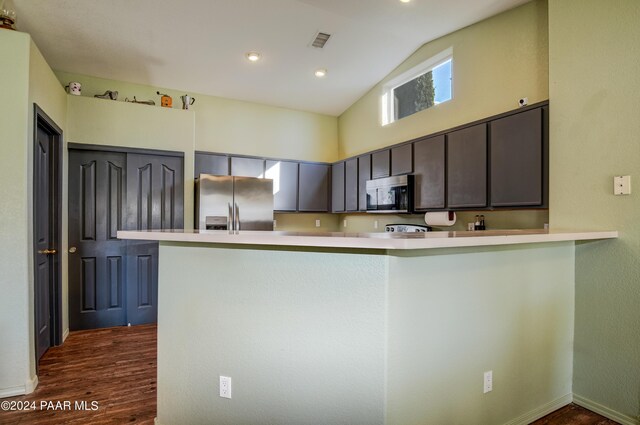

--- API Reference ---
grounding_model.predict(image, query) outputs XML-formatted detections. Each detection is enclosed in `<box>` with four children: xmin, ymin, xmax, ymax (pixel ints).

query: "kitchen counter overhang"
<box><xmin>117</xmin><ymin>228</ymin><xmax>618</xmax><ymax>250</ymax></box>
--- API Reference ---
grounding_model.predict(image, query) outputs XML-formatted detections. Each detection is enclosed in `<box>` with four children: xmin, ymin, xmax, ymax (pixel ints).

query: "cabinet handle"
<box><xmin>228</xmin><ymin>203</ymin><xmax>233</xmax><ymax>234</ymax></box>
<box><xmin>234</xmin><ymin>203</ymin><xmax>240</xmax><ymax>234</ymax></box>
<box><xmin>38</xmin><ymin>249</ymin><xmax>57</xmax><ymax>255</ymax></box>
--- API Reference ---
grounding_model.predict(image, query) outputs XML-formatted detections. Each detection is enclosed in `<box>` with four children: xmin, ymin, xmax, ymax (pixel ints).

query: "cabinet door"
<box><xmin>194</xmin><ymin>152</ymin><xmax>228</xmax><ymax>177</ymax></box>
<box><xmin>331</xmin><ymin>162</ymin><xmax>345</xmax><ymax>213</ymax></box>
<box><xmin>345</xmin><ymin>158</ymin><xmax>358</xmax><ymax>212</ymax></box>
<box><xmin>447</xmin><ymin>123</ymin><xmax>487</xmax><ymax>208</ymax></box>
<box><xmin>358</xmin><ymin>155</ymin><xmax>371</xmax><ymax>211</ymax></box>
<box><xmin>298</xmin><ymin>163</ymin><xmax>330</xmax><ymax>212</ymax></box>
<box><xmin>490</xmin><ymin>108</ymin><xmax>542</xmax><ymax>206</ymax></box>
<box><xmin>391</xmin><ymin>144</ymin><xmax>413</xmax><ymax>176</ymax></box>
<box><xmin>230</xmin><ymin>156</ymin><xmax>264</xmax><ymax>177</ymax></box>
<box><xmin>371</xmin><ymin>150</ymin><xmax>390</xmax><ymax>179</ymax></box>
<box><xmin>265</xmin><ymin>160</ymin><xmax>298</xmax><ymax>211</ymax></box>
<box><xmin>413</xmin><ymin>135</ymin><xmax>445</xmax><ymax>209</ymax></box>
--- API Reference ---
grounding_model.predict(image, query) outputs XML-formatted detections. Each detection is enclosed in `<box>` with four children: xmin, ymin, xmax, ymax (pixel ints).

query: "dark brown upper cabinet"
<box><xmin>391</xmin><ymin>144</ymin><xmax>413</xmax><ymax>176</ymax></box>
<box><xmin>194</xmin><ymin>152</ymin><xmax>228</xmax><ymax>177</ymax></box>
<box><xmin>371</xmin><ymin>150</ymin><xmax>390</xmax><ymax>179</ymax></box>
<box><xmin>413</xmin><ymin>135</ymin><xmax>445</xmax><ymax>210</ymax></box>
<box><xmin>265</xmin><ymin>160</ymin><xmax>298</xmax><ymax>212</ymax></box>
<box><xmin>230</xmin><ymin>156</ymin><xmax>265</xmax><ymax>178</ymax></box>
<box><xmin>344</xmin><ymin>158</ymin><xmax>359</xmax><ymax>212</ymax></box>
<box><xmin>490</xmin><ymin>108</ymin><xmax>543</xmax><ymax>207</ymax></box>
<box><xmin>447</xmin><ymin>123</ymin><xmax>487</xmax><ymax>208</ymax></box>
<box><xmin>298</xmin><ymin>163</ymin><xmax>330</xmax><ymax>212</ymax></box>
<box><xmin>331</xmin><ymin>161</ymin><xmax>345</xmax><ymax>213</ymax></box>
<box><xmin>358</xmin><ymin>155</ymin><xmax>371</xmax><ymax>211</ymax></box>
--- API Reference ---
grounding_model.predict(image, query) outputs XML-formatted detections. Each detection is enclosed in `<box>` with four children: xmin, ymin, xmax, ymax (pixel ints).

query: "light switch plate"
<box><xmin>614</xmin><ymin>175</ymin><xmax>631</xmax><ymax>195</ymax></box>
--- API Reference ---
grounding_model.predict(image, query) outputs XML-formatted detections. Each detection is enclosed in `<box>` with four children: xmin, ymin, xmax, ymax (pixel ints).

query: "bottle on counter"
<box><xmin>474</xmin><ymin>215</ymin><xmax>480</xmax><ymax>231</ymax></box>
<box><xmin>479</xmin><ymin>215</ymin><xmax>486</xmax><ymax>230</ymax></box>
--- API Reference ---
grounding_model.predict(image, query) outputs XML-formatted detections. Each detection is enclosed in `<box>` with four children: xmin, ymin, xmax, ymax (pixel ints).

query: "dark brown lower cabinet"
<box><xmin>68</xmin><ymin>147</ymin><xmax>184</xmax><ymax>330</ymax></box>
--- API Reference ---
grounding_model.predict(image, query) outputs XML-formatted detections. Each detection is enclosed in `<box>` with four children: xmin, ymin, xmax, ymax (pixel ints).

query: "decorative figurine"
<box><xmin>66</xmin><ymin>82</ymin><xmax>82</xmax><ymax>96</ymax></box>
<box><xmin>124</xmin><ymin>97</ymin><xmax>155</xmax><ymax>106</ymax></box>
<box><xmin>157</xmin><ymin>91</ymin><xmax>173</xmax><ymax>108</ymax></box>
<box><xmin>95</xmin><ymin>90</ymin><xmax>118</xmax><ymax>100</ymax></box>
<box><xmin>0</xmin><ymin>0</ymin><xmax>16</xmax><ymax>30</ymax></box>
<box><xmin>181</xmin><ymin>94</ymin><xmax>195</xmax><ymax>110</ymax></box>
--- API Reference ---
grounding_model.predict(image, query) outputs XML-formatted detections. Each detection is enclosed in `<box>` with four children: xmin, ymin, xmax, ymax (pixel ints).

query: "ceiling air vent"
<box><xmin>310</xmin><ymin>32</ymin><xmax>331</xmax><ymax>49</ymax></box>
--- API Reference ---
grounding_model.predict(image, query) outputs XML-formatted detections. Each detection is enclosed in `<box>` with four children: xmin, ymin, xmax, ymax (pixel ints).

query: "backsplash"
<box><xmin>273</xmin><ymin>210</ymin><xmax>548</xmax><ymax>233</ymax></box>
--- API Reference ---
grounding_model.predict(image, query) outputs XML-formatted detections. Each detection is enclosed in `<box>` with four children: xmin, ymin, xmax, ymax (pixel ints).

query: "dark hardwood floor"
<box><xmin>532</xmin><ymin>403</ymin><xmax>620</xmax><ymax>425</ymax></box>
<box><xmin>0</xmin><ymin>324</ymin><xmax>619</xmax><ymax>425</ymax></box>
<box><xmin>0</xmin><ymin>324</ymin><xmax>156</xmax><ymax>425</ymax></box>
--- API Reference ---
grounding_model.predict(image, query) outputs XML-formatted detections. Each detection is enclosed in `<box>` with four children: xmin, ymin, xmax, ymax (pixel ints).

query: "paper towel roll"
<box><xmin>424</xmin><ymin>211</ymin><xmax>456</xmax><ymax>226</ymax></box>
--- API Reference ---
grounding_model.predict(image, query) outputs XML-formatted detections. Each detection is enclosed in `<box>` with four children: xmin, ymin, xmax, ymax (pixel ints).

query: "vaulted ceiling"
<box><xmin>14</xmin><ymin>0</ymin><xmax>529</xmax><ymax>115</ymax></box>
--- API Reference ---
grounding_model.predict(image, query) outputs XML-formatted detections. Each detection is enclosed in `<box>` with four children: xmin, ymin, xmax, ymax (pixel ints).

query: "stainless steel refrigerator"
<box><xmin>195</xmin><ymin>174</ymin><xmax>274</xmax><ymax>231</ymax></box>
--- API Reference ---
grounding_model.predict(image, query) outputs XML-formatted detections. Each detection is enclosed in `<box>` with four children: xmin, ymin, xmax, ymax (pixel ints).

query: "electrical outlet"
<box><xmin>273</xmin><ymin>219</ymin><xmax>277</xmax><ymax>228</ymax></box>
<box><xmin>374</xmin><ymin>220</ymin><xmax>378</xmax><ymax>229</ymax></box>
<box><xmin>467</xmin><ymin>223</ymin><xmax>475</xmax><ymax>231</ymax></box>
<box><xmin>614</xmin><ymin>175</ymin><xmax>631</xmax><ymax>195</ymax></box>
<box><xmin>483</xmin><ymin>371</ymin><xmax>493</xmax><ymax>394</ymax></box>
<box><xmin>343</xmin><ymin>219</ymin><xmax>347</xmax><ymax>228</ymax></box>
<box><xmin>315</xmin><ymin>219</ymin><xmax>321</xmax><ymax>227</ymax></box>
<box><xmin>220</xmin><ymin>376</ymin><xmax>232</xmax><ymax>399</ymax></box>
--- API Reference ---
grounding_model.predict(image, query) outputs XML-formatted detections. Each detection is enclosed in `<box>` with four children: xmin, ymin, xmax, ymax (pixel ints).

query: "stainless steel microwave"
<box><xmin>366</xmin><ymin>175</ymin><xmax>414</xmax><ymax>213</ymax></box>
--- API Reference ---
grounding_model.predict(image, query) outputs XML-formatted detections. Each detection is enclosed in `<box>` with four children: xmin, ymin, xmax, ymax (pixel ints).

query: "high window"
<box><xmin>381</xmin><ymin>48</ymin><xmax>452</xmax><ymax>125</ymax></box>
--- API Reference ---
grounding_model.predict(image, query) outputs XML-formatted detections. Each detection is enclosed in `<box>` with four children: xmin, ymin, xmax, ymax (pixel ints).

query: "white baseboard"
<box><xmin>0</xmin><ymin>375</ymin><xmax>39</xmax><ymax>398</ymax></box>
<box><xmin>25</xmin><ymin>375</ymin><xmax>38</xmax><ymax>394</ymax></box>
<box><xmin>573</xmin><ymin>394</ymin><xmax>639</xmax><ymax>425</ymax></box>
<box><xmin>63</xmin><ymin>328</ymin><xmax>69</xmax><ymax>342</ymax></box>
<box><xmin>502</xmin><ymin>393</ymin><xmax>573</xmax><ymax>425</ymax></box>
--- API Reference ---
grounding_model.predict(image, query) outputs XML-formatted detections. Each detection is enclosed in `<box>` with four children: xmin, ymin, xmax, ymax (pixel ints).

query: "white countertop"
<box><xmin>117</xmin><ymin>229</ymin><xmax>618</xmax><ymax>250</ymax></box>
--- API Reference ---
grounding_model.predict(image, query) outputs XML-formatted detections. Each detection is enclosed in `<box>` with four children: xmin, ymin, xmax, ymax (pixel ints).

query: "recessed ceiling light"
<box><xmin>399</xmin><ymin>0</ymin><xmax>411</xmax><ymax>3</ymax></box>
<box><xmin>315</xmin><ymin>69</ymin><xmax>327</xmax><ymax>78</ymax></box>
<box><xmin>246</xmin><ymin>52</ymin><xmax>261</xmax><ymax>62</ymax></box>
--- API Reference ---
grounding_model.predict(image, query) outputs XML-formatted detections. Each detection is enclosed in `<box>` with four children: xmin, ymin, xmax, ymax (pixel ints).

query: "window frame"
<box><xmin>381</xmin><ymin>47</ymin><xmax>453</xmax><ymax>126</ymax></box>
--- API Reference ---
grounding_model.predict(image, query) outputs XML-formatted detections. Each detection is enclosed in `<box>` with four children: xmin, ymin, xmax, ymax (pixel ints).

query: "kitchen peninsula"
<box><xmin>118</xmin><ymin>229</ymin><xmax>617</xmax><ymax>425</ymax></box>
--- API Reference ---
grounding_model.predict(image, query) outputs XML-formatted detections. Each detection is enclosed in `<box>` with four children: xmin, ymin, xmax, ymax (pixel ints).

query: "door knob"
<box><xmin>68</xmin><ymin>247</ymin><xmax>77</xmax><ymax>254</ymax></box>
<box><xmin>38</xmin><ymin>249</ymin><xmax>57</xmax><ymax>255</ymax></box>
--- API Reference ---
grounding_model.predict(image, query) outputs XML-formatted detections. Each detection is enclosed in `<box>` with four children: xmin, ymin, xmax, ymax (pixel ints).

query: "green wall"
<box><xmin>548</xmin><ymin>1</ymin><xmax>640</xmax><ymax>422</ymax></box>
<box><xmin>156</xmin><ymin>242</ymin><xmax>576</xmax><ymax>425</ymax></box>
<box><xmin>0</xmin><ymin>30</ymin><xmax>67</xmax><ymax>396</ymax></box>
<box><xmin>337</xmin><ymin>0</ymin><xmax>549</xmax><ymax>159</ymax></box>
<box><xmin>56</xmin><ymin>71</ymin><xmax>339</xmax><ymax>163</ymax></box>
<box><xmin>0</xmin><ymin>30</ymin><xmax>32</xmax><ymax>397</ymax></box>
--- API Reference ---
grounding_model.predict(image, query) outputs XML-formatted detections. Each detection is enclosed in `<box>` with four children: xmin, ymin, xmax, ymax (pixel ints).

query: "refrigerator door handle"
<box><xmin>234</xmin><ymin>202</ymin><xmax>240</xmax><ymax>233</ymax></box>
<box><xmin>227</xmin><ymin>202</ymin><xmax>233</xmax><ymax>234</ymax></box>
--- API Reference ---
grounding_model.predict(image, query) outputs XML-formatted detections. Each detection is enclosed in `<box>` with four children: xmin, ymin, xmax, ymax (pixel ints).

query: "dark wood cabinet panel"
<box><xmin>345</xmin><ymin>158</ymin><xmax>358</xmax><ymax>212</ymax></box>
<box><xmin>358</xmin><ymin>155</ymin><xmax>371</xmax><ymax>211</ymax></box>
<box><xmin>298</xmin><ymin>163</ymin><xmax>330</xmax><ymax>212</ymax></box>
<box><xmin>371</xmin><ymin>150</ymin><xmax>390</xmax><ymax>179</ymax></box>
<box><xmin>266</xmin><ymin>160</ymin><xmax>298</xmax><ymax>211</ymax></box>
<box><xmin>447</xmin><ymin>123</ymin><xmax>487</xmax><ymax>208</ymax></box>
<box><xmin>490</xmin><ymin>108</ymin><xmax>543</xmax><ymax>207</ymax></box>
<box><xmin>391</xmin><ymin>144</ymin><xmax>413</xmax><ymax>176</ymax></box>
<box><xmin>230</xmin><ymin>156</ymin><xmax>264</xmax><ymax>177</ymax></box>
<box><xmin>194</xmin><ymin>153</ymin><xmax>228</xmax><ymax>177</ymax></box>
<box><xmin>331</xmin><ymin>162</ymin><xmax>345</xmax><ymax>213</ymax></box>
<box><xmin>413</xmin><ymin>135</ymin><xmax>445</xmax><ymax>210</ymax></box>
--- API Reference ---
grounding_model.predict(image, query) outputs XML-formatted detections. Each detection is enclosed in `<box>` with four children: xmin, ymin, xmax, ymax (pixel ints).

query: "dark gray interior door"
<box><xmin>68</xmin><ymin>150</ymin><xmax>127</xmax><ymax>330</ymax></box>
<box><xmin>35</xmin><ymin>127</ymin><xmax>53</xmax><ymax>359</ymax></box>
<box><xmin>125</xmin><ymin>153</ymin><xmax>184</xmax><ymax>325</ymax></box>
